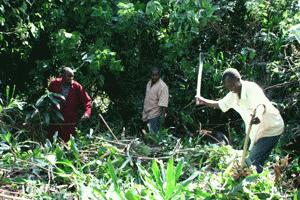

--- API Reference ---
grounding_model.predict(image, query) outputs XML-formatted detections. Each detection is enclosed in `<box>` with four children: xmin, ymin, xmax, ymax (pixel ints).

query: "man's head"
<box><xmin>222</xmin><ymin>68</ymin><xmax>242</xmax><ymax>93</ymax></box>
<box><xmin>62</xmin><ymin>67</ymin><xmax>74</xmax><ymax>84</ymax></box>
<box><xmin>151</xmin><ymin>67</ymin><xmax>161</xmax><ymax>83</ymax></box>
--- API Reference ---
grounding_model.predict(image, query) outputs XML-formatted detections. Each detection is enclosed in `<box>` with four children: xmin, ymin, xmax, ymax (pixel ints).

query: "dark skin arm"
<box><xmin>250</xmin><ymin>117</ymin><xmax>260</xmax><ymax>125</ymax></box>
<box><xmin>161</xmin><ymin>106</ymin><xmax>167</xmax><ymax>118</ymax></box>
<box><xmin>196</xmin><ymin>97</ymin><xmax>261</xmax><ymax>124</ymax></box>
<box><xmin>195</xmin><ymin>96</ymin><xmax>220</xmax><ymax>109</ymax></box>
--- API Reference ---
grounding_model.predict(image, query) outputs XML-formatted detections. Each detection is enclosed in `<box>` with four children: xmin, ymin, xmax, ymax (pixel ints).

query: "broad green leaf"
<box><xmin>69</xmin><ymin>136</ymin><xmax>80</xmax><ymax>162</ymax></box>
<box><xmin>152</xmin><ymin>160</ymin><xmax>163</xmax><ymax>191</ymax></box>
<box><xmin>54</xmin><ymin>145</ymin><xmax>66</xmax><ymax>161</ymax></box>
<box><xmin>165</xmin><ymin>157</ymin><xmax>176</xmax><ymax>199</ymax></box>
<box><xmin>56</xmin><ymin>160</ymin><xmax>79</xmax><ymax>175</ymax></box>
<box><xmin>43</xmin><ymin>112</ymin><xmax>50</xmax><ymax>125</ymax></box>
<box><xmin>172</xmin><ymin>171</ymin><xmax>200</xmax><ymax>198</ymax></box>
<box><xmin>294</xmin><ymin>190</ymin><xmax>300</xmax><ymax>200</ymax></box>
<box><xmin>93</xmin><ymin>187</ymin><xmax>106</xmax><ymax>199</ymax></box>
<box><xmin>48</xmin><ymin>94</ymin><xmax>61</xmax><ymax>107</ymax></box>
<box><xmin>51</xmin><ymin>92</ymin><xmax>65</xmax><ymax>101</ymax></box>
<box><xmin>289</xmin><ymin>23</ymin><xmax>300</xmax><ymax>44</ymax></box>
<box><xmin>125</xmin><ymin>189</ymin><xmax>140</xmax><ymax>200</ymax></box>
<box><xmin>1</xmin><ymin>132</ymin><xmax>12</xmax><ymax>143</ymax></box>
<box><xmin>146</xmin><ymin>1</ymin><xmax>163</xmax><ymax>19</ymax></box>
<box><xmin>175</xmin><ymin>159</ymin><xmax>183</xmax><ymax>182</ymax></box>
<box><xmin>180</xmin><ymin>171</ymin><xmax>200</xmax><ymax>186</ymax></box>
<box><xmin>53</xmin><ymin>109</ymin><xmax>64</xmax><ymax>121</ymax></box>
<box><xmin>36</xmin><ymin>94</ymin><xmax>46</xmax><ymax>107</ymax></box>
<box><xmin>107</xmin><ymin>159</ymin><xmax>121</xmax><ymax>196</ymax></box>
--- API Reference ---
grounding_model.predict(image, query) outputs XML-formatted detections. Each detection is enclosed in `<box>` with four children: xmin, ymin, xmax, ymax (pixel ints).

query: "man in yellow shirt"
<box><xmin>196</xmin><ymin>68</ymin><xmax>284</xmax><ymax>173</ymax></box>
<box><xmin>142</xmin><ymin>67</ymin><xmax>169</xmax><ymax>133</ymax></box>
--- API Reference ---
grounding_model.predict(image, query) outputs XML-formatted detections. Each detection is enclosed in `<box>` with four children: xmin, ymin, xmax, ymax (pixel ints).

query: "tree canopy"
<box><xmin>0</xmin><ymin>0</ymin><xmax>299</xmax><ymax>199</ymax></box>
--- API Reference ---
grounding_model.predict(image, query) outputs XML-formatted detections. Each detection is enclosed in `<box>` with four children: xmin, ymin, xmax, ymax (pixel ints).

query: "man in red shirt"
<box><xmin>48</xmin><ymin>67</ymin><xmax>92</xmax><ymax>142</ymax></box>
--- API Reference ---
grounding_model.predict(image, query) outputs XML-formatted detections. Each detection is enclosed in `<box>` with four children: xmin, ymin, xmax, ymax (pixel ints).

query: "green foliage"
<box><xmin>146</xmin><ymin>1</ymin><xmax>163</xmax><ymax>20</ymax></box>
<box><xmin>0</xmin><ymin>0</ymin><xmax>299</xmax><ymax>198</ymax></box>
<box><xmin>27</xmin><ymin>91</ymin><xmax>65</xmax><ymax>124</ymax></box>
<box><xmin>0</xmin><ymin>132</ymin><xmax>298</xmax><ymax>199</ymax></box>
<box><xmin>137</xmin><ymin>157</ymin><xmax>199</xmax><ymax>199</ymax></box>
<box><xmin>289</xmin><ymin>24</ymin><xmax>300</xmax><ymax>43</ymax></box>
<box><xmin>0</xmin><ymin>86</ymin><xmax>25</xmax><ymax>135</ymax></box>
<box><xmin>1</xmin><ymin>0</ymin><xmax>298</xmax><ymax>137</ymax></box>
<box><xmin>54</xmin><ymin>29</ymin><xmax>82</xmax><ymax>64</ymax></box>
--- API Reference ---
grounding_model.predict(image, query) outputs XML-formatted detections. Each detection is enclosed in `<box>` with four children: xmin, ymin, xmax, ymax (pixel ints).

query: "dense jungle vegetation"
<box><xmin>0</xmin><ymin>0</ymin><xmax>299</xmax><ymax>199</ymax></box>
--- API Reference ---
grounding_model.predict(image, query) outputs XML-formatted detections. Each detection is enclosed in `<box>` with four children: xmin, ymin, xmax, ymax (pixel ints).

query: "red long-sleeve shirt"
<box><xmin>48</xmin><ymin>78</ymin><xmax>92</xmax><ymax>141</ymax></box>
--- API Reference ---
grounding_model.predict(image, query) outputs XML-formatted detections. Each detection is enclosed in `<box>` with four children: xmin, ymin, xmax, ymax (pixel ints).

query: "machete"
<box><xmin>195</xmin><ymin>49</ymin><xmax>203</xmax><ymax>105</ymax></box>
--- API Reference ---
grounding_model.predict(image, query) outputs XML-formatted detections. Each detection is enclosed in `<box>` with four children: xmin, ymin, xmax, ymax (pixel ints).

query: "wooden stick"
<box><xmin>264</xmin><ymin>80</ymin><xmax>298</xmax><ymax>91</ymax></box>
<box><xmin>240</xmin><ymin>104</ymin><xmax>266</xmax><ymax>167</ymax></box>
<box><xmin>240</xmin><ymin>121</ymin><xmax>254</xmax><ymax>168</ymax></box>
<box><xmin>0</xmin><ymin>193</ymin><xmax>29</xmax><ymax>200</ymax></box>
<box><xmin>0</xmin><ymin>189</ymin><xmax>29</xmax><ymax>197</ymax></box>
<box><xmin>99</xmin><ymin>114</ymin><xmax>119</xmax><ymax>142</ymax></box>
<box><xmin>183</xmin><ymin>100</ymin><xmax>195</xmax><ymax>109</ymax></box>
<box><xmin>91</xmin><ymin>137</ymin><xmax>127</xmax><ymax>146</ymax></box>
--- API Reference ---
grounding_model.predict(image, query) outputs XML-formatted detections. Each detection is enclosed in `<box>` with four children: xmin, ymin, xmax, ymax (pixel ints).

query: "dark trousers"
<box><xmin>48</xmin><ymin>124</ymin><xmax>76</xmax><ymax>142</ymax></box>
<box><xmin>246</xmin><ymin>135</ymin><xmax>280</xmax><ymax>173</ymax></box>
<box><xmin>147</xmin><ymin>116</ymin><xmax>161</xmax><ymax>133</ymax></box>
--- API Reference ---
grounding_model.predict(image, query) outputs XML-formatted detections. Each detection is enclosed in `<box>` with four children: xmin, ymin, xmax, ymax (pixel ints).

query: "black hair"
<box><xmin>151</xmin><ymin>67</ymin><xmax>161</xmax><ymax>75</ymax></box>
